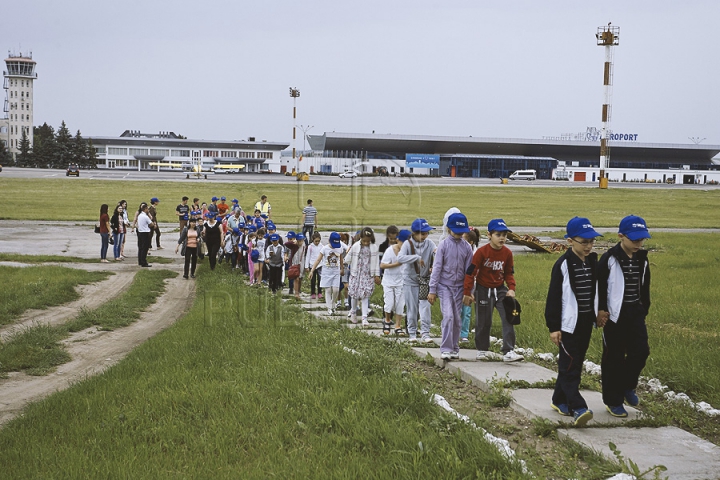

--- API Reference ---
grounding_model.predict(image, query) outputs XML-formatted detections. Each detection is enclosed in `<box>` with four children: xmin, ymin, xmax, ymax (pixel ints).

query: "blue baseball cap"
<box><xmin>232</xmin><ymin>227</ymin><xmax>241</xmax><ymax>235</ymax></box>
<box><xmin>248</xmin><ymin>225</ymin><xmax>257</xmax><ymax>232</ymax></box>
<box><xmin>397</xmin><ymin>229</ymin><xmax>412</xmax><ymax>242</ymax></box>
<box><xmin>411</xmin><ymin>218</ymin><xmax>434</xmax><ymax>233</ymax></box>
<box><xmin>487</xmin><ymin>219</ymin><xmax>511</xmax><ymax>233</ymax></box>
<box><xmin>286</xmin><ymin>231</ymin><xmax>296</xmax><ymax>239</ymax></box>
<box><xmin>296</xmin><ymin>233</ymin><xmax>305</xmax><ymax>241</ymax></box>
<box><xmin>329</xmin><ymin>232</ymin><xmax>342</xmax><ymax>248</ymax></box>
<box><xmin>151</xmin><ymin>197</ymin><xmax>159</xmax><ymax>203</ymax></box>
<box><xmin>565</xmin><ymin>217</ymin><xmax>602</xmax><ymax>239</ymax></box>
<box><xmin>232</xmin><ymin>198</ymin><xmax>238</xmax><ymax>203</ymax></box>
<box><xmin>269</xmin><ymin>233</ymin><xmax>280</xmax><ymax>242</ymax></box>
<box><xmin>260</xmin><ymin>213</ymin><xmax>268</xmax><ymax>219</ymax></box>
<box><xmin>619</xmin><ymin>215</ymin><xmax>651</xmax><ymax>240</ymax></box>
<box><xmin>205</xmin><ymin>212</ymin><xmax>216</xmax><ymax>218</ymax></box>
<box><xmin>447</xmin><ymin>213</ymin><xmax>470</xmax><ymax>234</ymax></box>
<box><xmin>221</xmin><ymin>196</ymin><xmax>226</xmax><ymax>201</ymax></box>
<box><xmin>266</xmin><ymin>222</ymin><xmax>276</xmax><ymax>230</ymax></box>
<box><xmin>211</xmin><ymin>196</ymin><xmax>219</xmax><ymax>202</ymax></box>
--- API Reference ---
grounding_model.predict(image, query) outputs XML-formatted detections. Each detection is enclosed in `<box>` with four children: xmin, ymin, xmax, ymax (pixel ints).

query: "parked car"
<box><xmin>66</xmin><ymin>164</ymin><xmax>80</xmax><ymax>176</ymax></box>
<box><xmin>338</xmin><ymin>170</ymin><xmax>358</xmax><ymax>178</ymax></box>
<box><xmin>509</xmin><ymin>169</ymin><xmax>536</xmax><ymax>181</ymax></box>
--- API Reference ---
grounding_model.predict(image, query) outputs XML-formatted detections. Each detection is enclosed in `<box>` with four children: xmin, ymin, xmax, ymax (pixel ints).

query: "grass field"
<box><xmin>1</xmin><ymin>178</ymin><xmax>719</xmax><ymax>228</ymax></box>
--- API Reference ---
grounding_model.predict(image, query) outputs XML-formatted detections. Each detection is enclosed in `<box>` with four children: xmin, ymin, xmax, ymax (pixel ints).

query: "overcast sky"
<box><xmin>3</xmin><ymin>0</ymin><xmax>718</xmax><ymax>146</ymax></box>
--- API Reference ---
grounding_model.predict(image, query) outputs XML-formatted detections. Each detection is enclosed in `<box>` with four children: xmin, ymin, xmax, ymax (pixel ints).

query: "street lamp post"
<box><xmin>300</xmin><ymin>124</ymin><xmax>314</xmax><ymax>155</ymax></box>
<box><xmin>289</xmin><ymin>87</ymin><xmax>300</xmax><ymax>174</ymax></box>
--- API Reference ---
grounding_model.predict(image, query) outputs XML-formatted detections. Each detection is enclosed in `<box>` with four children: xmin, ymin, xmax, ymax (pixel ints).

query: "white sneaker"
<box><xmin>350</xmin><ymin>314</ymin><xmax>358</xmax><ymax>324</ymax></box>
<box><xmin>476</xmin><ymin>351</ymin><xmax>502</xmax><ymax>361</ymax></box>
<box><xmin>440</xmin><ymin>351</ymin><xmax>452</xmax><ymax>360</ymax></box>
<box><xmin>327</xmin><ymin>308</ymin><xmax>333</xmax><ymax>315</ymax></box>
<box><xmin>503</xmin><ymin>350</ymin><xmax>524</xmax><ymax>363</ymax></box>
<box><xmin>361</xmin><ymin>317</ymin><xmax>370</xmax><ymax>327</ymax></box>
<box><xmin>422</xmin><ymin>336</ymin><xmax>434</xmax><ymax>344</ymax></box>
<box><xmin>450</xmin><ymin>351</ymin><xmax>460</xmax><ymax>359</ymax></box>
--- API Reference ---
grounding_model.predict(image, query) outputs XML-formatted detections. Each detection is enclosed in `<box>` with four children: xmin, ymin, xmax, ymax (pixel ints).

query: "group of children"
<box><xmin>544</xmin><ymin>214</ymin><xmax>652</xmax><ymax>427</ymax></box>
<box><xmin>175</xmin><ymin>197</ymin><xmax>653</xmax><ymax>429</ymax></box>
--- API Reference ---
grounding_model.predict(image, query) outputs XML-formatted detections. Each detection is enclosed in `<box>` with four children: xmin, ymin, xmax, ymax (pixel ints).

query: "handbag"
<box><xmin>288</xmin><ymin>264</ymin><xmax>301</xmax><ymax>280</ymax></box>
<box><xmin>94</xmin><ymin>224</ymin><xmax>100</xmax><ymax>234</ymax></box>
<box><xmin>108</xmin><ymin>235</ymin><xmax>114</xmax><ymax>245</ymax></box>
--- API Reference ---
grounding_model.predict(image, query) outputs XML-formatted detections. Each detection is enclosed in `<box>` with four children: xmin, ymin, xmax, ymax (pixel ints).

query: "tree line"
<box><xmin>13</xmin><ymin>121</ymin><xmax>98</xmax><ymax>168</ymax></box>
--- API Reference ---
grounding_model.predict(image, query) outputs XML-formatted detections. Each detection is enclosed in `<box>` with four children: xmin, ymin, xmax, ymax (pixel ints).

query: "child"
<box><xmin>305</xmin><ymin>232</ymin><xmax>324</xmax><ymax>299</ymax></box>
<box><xmin>545</xmin><ymin>216</ymin><xmax>603</xmax><ymax>427</ymax></box>
<box><xmin>264</xmin><ymin>233</ymin><xmax>287</xmax><ymax>293</ymax></box>
<box><xmin>598</xmin><ymin>215</ymin><xmax>652</xmax><ymax>418</ymax></box>
<box><xmin>254</xmin><ymin>228</ymin><xmax>267</xmax><ymax>283</ymax></box>
<box><xmin>460</xmin><ymin>228</ymin><xmax>481</xmax><ymax>342</ymax></box>
<box><xmin>246</xmin><ymin>232</ymin><xmax>258</xmax><ymax>283</ymax></box>
<box><xmin>380</xmin><ymin>229</ymin><xmax>419</xmax><ymax>335</ymax></box>
<box><xmin>399</xmin><ymin>218</ymin><xmax>437</xmax><ymax>342</ymax></box>
<box><xmin>309</xmin><ymin>232</ymin><xmax>345</xmax><ymax>315</ymax></box>
<box><xmin>290</xmin><ymin>233</ymin><xmax>307</xmax><ymax>299</ymax></box>
<box><xmin>345</xmin><ymin>227</ymin><xmax>381</xmax><ymax>326</ymax></box>
<box><xmin>463</xmin><ymin>219</ymin><xmax>523</xmax><ymax>362</ymax></box>
<box><xmin>284</xmin><ymin>231</ymin><xmax>300</xmax><ymax>294</ymax></box>
<box><xmin>429</xmin><ymin>213</ymin><xmax>473</xmax><ymax>360</ymax></box>
<box><xmin>338</xmin><ymin>232</ymin><xmax>352</xmax><ymax>310</ymax></box>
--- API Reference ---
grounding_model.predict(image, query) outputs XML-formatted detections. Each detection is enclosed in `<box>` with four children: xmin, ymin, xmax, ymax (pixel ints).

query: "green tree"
<box><xmin>0</xmin><ymin>139</ymin><xmax>10</xmax><ymax>165</ymax></box>
<box><xmin>86</xmin><ymin>138</ymin><xmax>98</xmax><ymax>168</ymax></box>
<box><xmin>54</xmin><ymin>120</ymin><xmax>72</xmax><ymax>168</ymax></box>
<box><xmin>72</xmin><ymin>130</ymin><xmax>87</xmax><ymax>167</ymax></box>
<box><xmin>33</xmin><ymin>123</ymin><xmax>56</xmax><ymax>166</ymax></box>
<box><xmin>17</xmin><ymin>129</ymin><xmax>33</xmax><ymax>167</ymax></box>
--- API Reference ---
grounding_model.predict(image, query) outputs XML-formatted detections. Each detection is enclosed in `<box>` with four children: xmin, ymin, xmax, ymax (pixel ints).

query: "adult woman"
<box><xmin>110</xmin><ymin>204</ymin><xmax>127</xmax><ymax>261</ymax></box>
<box><xmin>202</xmin><ymin>212</ymin><xmax>222</xmax><ymax>270</ymax></box>
<box><xmin>118</xmin><ymin>200</ymin><xmax>130</xmax><ymax>259</ymax></box>
<box><xmin>176</xmin><ymin>217</ymin><xmax>200</xmax><ymax>279</ymax></box>
<box><xmin>99</xmin><ymin>204</ymin><xmax>111</xmax><ymax>263</ymax></box>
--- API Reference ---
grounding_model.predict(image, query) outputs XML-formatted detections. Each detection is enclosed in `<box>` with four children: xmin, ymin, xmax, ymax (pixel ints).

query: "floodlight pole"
<box><xmin>289</xmin><ymin>87</ymin><xmax>300</xmax><ymax>173</ymax></box>
<box><xmin>300</xmin><ymin>124</ymin><xmax>313</xmax><ymax>155</ymax></box>
<box><xmin>596</xmin><ymin>23</ymin><xmax>619</xmax><ymax>189</ymax></box>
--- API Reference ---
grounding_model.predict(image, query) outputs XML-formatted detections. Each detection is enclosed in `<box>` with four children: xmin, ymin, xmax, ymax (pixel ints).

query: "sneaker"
<box><xmin>573</xmin><ymin>408</ymin><xmax>593</xmax><ymax>427</ymax></box>
<box><xmin>327</xmin><ymin>308</ymin><xmax>333</xmax><ymax>315</ymax></box>
<box><xmin>551</xmin><ymin>403</ymin><xmax>572</xmax><ymax>416</ymax></box>
<box><xmin>156</xmin><ymin>246</ymin><xmax>164</xmax><ymax>250</ymax></box>
<box><xmin>476</xmin><ymin>351</ymin><xmax>501</xmax><ymax>361</ymax></box>
<box><xmin>191</xmin><ymin>274</ymin><xmax>195</xmax><ymax>278</ymax></box>
<box><xmin>503</xmin><ymin>350</ymin><xmax>524</xmax><ymax>363</ymax></box>
<box><xmin>440</xmin><ymin>351</ymin><xmax>452</xmax><ymax>360</ymax></box>
<box><xmin>361</xmin><ymin>317</ymin><xmax>370</xmax><ymax>327</ymax></box>
<box><xmin>624</xmin><ymin>389</ymin><xmax>639</xmax><ymax>407</ymax></box>
<box><xmin>450</xmin><ymin>351</ymin><xmax>460</xmax><ymax>360</ymax></box>
<box><xmin>422</xmin><ymin>336</ymin><xmax>434</xmax><ymax>344</ymax></box>
<box><xmin>310</xmin><ymin>294</ymin><xmax>316</xmax><ymax>300</ymax></box>
<box><xmin>606</xmin><ymin>404</ymin><xmax>628</xmax><ymax>418</ymax></box>
<box><xmin>460</xmin><ymin>337</ymin><xmax>469</xmax><ymax>343</ymax></box>
<box><xmin>350</xmin><ymin>314</ymin><xmax>358</xmax><ymax>324</ymax></box>
<box><xmin>407</xmin><ymin>336</ymin><xmax>418</xmax><ymax>343</ymax></box>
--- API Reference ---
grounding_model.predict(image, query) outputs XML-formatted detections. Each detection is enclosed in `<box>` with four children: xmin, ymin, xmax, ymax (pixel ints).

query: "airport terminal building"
<box><xmin>306</xmin><ymin>132</ymin><xmax>720</xmax><ymax>185</ymax></box>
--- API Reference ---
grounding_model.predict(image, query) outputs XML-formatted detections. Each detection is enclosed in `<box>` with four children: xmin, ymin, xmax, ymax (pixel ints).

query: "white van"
<box><xmin>509</xmin><ymin>169</ymin><xmax>537</xmax><ymax>181</ymax></box>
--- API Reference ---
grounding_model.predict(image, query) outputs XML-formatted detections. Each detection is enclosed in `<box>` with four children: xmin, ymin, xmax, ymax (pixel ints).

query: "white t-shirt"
<box><xmin>381</xmin><ymin>246</ymin><xmax>420</xmax><ymax>288</ymax></box>
<box><xmin>319</xmin><ymin>244</ymin><xmax>344</xmax><ymax>288</ymax></box>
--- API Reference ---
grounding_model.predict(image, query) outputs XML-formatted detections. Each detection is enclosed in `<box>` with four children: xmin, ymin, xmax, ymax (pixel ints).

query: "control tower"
<box><xmin>3</xmin><ymin>51</ymin><xmax>37</xmax><ymax>161</ymax></box>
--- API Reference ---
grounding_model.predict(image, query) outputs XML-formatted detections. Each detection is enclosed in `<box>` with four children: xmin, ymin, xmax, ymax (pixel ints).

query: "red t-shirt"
<box><xmin>463</xmin><ymin>243</ymin><xmax>516</xmax><ymax>295</ymax></box>
<box><xmin>99</xmin><ymin>213</ymin><xmax>109</xmax><ymax>234</ymax></box>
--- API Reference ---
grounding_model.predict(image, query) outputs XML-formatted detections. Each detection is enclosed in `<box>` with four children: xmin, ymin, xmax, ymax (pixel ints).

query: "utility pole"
<box><xmin>289</xmin><ymin>87</ymin><xmax>300</xmax><ymax>174</ymax></box>
<box><xmin>596</xmin><ymin>23</ymin><xmax>619</xmax><ymax>189</ymax></box>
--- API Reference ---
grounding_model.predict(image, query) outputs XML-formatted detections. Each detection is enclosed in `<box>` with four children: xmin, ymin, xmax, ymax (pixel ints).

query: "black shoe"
<box><xmin>191</xmin><ymin>274</ymin><xmax>195</xmax><ymax>278</ymax></box>
<box><xmin>142</xmin><ymin>264</ymin><xmax>152</xmax><ymax>267</ymax></box>
<box><xmin>183</xmin><ymin>275</ymin><xmax>189</xmax><ymax>279</ymax></box>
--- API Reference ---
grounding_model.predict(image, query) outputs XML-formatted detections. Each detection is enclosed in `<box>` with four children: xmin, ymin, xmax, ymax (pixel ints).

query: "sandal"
<box><xmin>394</xmin><ymin>328</ymin><xmax>406</xmax><ymax>336</ymax></box>
<box><xmin>382</xmin><ymin>321</ymin><xmax>392</xmax><ymax>335</ymax></box>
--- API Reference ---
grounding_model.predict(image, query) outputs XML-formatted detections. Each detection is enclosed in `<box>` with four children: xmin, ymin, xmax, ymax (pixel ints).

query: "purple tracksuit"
<box><xmin>429</xmin><ymin>235</ymin><xmax>473</xmax><ymax>354</ymax></box>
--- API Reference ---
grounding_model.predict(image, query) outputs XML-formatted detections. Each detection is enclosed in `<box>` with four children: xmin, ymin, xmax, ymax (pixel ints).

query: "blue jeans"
<box><xmin>113</xmin><ymin>232</ymin><xmax>124</xmax><ymax>259</ymax></box>
<box><xmin>100</xmin><ymin>233</ymin><xmax>109</xmax><ymax>259</ymax></box>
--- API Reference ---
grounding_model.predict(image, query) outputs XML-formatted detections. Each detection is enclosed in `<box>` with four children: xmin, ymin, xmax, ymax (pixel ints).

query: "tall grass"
<box><xmin>1</xmin><ymin>178</ymin><xmax>719</xmax><ymax>228</ymax></box>
<box><xmin>0</xmin><ymin>266</ymin><xmax>111</xmax><ymax>326</ymax></box>
<box><xmin>0</xmin><ymin>270</ymin><xmax>526</xmax><ymax>479</ymax></box>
